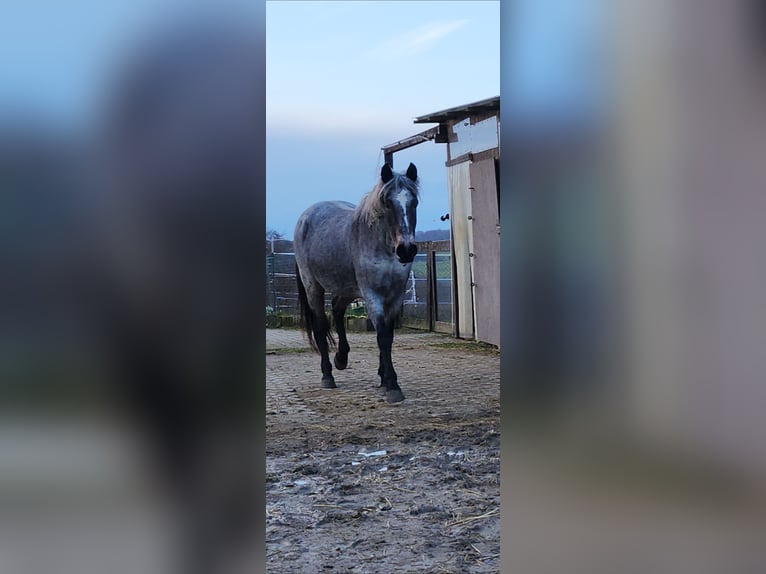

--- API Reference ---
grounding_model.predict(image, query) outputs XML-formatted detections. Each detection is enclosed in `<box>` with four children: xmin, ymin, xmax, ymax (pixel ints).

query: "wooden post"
<box><xmin>426</xmin><ymin>242</ymin><xmax>435</xmax><ymax>331</ymax></box>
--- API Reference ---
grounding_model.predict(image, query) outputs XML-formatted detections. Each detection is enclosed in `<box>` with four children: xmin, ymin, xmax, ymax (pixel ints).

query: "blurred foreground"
<box><xmin>503</xmin><ymin>1</ymin><xmax>766</xmax><ymax>572</ymax></box>
<box><xmin>1</xmin><ymin>5</ymin><xmax>264</xmax><ymax>574</ymax></box>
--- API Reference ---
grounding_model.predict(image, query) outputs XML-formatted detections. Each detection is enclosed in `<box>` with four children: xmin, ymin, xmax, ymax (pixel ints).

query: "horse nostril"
<box><xmin>396</xmin><ymin>243</ymin><xmax>418</xmax><ymax>263</ymax></box>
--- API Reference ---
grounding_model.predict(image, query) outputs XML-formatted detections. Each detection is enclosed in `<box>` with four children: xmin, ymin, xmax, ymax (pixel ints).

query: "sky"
<box><xmin>1</xmin><ymin>0</ymin><xmax>608</xmax><ymax>238</ymax></box>
<box><xmin>2</xmin><ymin>0</ymin><xmax>608</xmax><ymax>239</ymax></box>
<box><xmin>266</xmin><ymin>1</ymin><xmax>500</xmax><ymax>238</ymax></box>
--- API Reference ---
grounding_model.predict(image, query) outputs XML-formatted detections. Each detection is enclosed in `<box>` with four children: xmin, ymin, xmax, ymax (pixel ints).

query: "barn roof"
<box><xmin>413</xmin><ymin>96</ymin><xmax>499</xmax><ymax>124</ymax></box>
<box><xmin>381</xmin><ymin>96</ymin><xmax>500</xmax><ymax>161</ymax></box>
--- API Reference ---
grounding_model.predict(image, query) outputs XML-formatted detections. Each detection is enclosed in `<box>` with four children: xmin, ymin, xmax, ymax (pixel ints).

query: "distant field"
<box><xmin>410</xmin><ymin>255</ymin><xmax>451</xmax><ymax>279</ymax></box>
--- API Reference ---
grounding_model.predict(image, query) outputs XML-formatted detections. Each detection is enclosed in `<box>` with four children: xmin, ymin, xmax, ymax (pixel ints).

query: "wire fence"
<box><xmin>266</xmin><ymin>239</ymin><xmax>452</xmax><ymax>331</ymax></box>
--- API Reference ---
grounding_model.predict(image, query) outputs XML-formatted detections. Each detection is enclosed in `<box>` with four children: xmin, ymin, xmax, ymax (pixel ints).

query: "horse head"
<box><xmin>380</xmin><ymin>162</ymin><xmax>419</xmax><ymax>264</ymax></box>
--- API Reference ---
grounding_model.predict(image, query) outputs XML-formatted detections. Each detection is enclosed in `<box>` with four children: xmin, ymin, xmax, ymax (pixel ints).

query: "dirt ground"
<box><xmin>266</xmin><ymin>328</ymin><xmax>500</xmax><ymax>574</ymax></box>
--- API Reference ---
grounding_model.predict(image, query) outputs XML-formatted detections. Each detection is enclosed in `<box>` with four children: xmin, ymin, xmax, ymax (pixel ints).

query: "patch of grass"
<box><xmin>346</xmin><ymin>308</ymin><xmax>368</xmax><ymax>318</ymax></box>
<box><xmin>266</xmin><ymin>346</ymin><xmax>313</xmax><ymax>355</ymax></box>
<box><xmin>431</xmin><ymin>340</ymin><xmax>499</xmax><ymax>354</ymax></box>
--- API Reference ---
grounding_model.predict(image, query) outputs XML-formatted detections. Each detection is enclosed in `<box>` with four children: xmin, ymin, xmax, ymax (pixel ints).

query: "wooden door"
<box><xmin>469</xmin><ymin>155</ymin><xmax>500</xmax><ymax>346</ymax></box>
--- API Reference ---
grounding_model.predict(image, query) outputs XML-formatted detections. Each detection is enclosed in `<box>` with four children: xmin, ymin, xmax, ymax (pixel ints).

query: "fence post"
<box><xmin>425</xmin><ymin>241</ymin><xmax>434</xmax><ymax>331</ymax></box>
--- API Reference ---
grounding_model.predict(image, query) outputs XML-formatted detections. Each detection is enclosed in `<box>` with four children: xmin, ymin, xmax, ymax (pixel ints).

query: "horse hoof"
<box><xmin>385</xmin><ymin>389</ymin><xmax>405</xmax><ymax>403</ymax></box>
<box><xmin>333</xmin><ymin>354</ymin><xmax>348</xmax><ymax>370</ymax></box>
<box><xmin>321</xmin><ymin>377</ymin><xmax>336</xmax><ymax>389</ymax></box>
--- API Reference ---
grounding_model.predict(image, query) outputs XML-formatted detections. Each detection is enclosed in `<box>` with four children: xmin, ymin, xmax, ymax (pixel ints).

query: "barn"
<box><xmin>382</xmin><ymin>96</ymin><xmax>500</xmax><ymax>346</ymax></box>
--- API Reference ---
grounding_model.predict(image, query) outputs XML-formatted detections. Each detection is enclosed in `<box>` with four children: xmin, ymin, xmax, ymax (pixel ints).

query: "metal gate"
<box><xmin>400</xmin><ymin>240</ymin><xmax>453</xmax><ymax>334</ymax></box>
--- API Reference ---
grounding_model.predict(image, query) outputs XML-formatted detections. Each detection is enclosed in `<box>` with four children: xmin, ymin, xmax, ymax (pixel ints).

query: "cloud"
<box><xmin>267</xmin><ymin>102</ymin><xmax>419</xmax><ymax>139</ymax></box>
<box><xmin>365</xmin><ymin>19</ymin><xmax>468</xmax><ymax>60</ymax></box>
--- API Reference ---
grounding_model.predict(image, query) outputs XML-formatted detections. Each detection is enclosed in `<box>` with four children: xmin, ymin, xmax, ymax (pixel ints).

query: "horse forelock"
<box><xmin>354</xmin><ymin>173</ymin><xmax>419</xmax><ymax>228</ymax></box>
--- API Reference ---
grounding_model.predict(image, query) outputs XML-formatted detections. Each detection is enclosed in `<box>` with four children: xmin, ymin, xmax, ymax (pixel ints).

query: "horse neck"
<box><xmin>354</xmin><ymin>213</ymin><xmax>396</xmax><ymax>256</ymax></box>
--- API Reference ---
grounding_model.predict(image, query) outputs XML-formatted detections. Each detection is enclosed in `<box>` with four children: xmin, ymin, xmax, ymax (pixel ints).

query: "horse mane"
<box><xmin>354</xmin><ymin>172</ymin><xmax>420</xmax><ymax>228</ymax></box>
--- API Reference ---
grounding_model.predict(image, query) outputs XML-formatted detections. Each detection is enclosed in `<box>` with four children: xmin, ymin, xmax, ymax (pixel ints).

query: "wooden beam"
<box><xmin>381</xmin><ymin>126</ymin><xmax>440</xmax><ymax>156</ymax></box>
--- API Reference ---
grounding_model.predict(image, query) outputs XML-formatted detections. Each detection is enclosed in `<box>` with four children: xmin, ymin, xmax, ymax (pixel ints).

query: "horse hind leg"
<box><xmin>306</xmin><ymin>288</ymin><xmax>336</xmax><ymax>388</ymax></box>
<box><xmin>315</xmin><ymin>317</ymin><xmax>336</xmax><ymax>388</ymax></box>
<box><xmin>332</xmin><ymin>296</ymin><xmax>353</xmax><ymax>370</ymax></box>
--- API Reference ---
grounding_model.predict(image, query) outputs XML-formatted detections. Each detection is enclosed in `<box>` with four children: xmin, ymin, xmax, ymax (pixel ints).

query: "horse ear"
<box><xmin>381</xmin><ymin>163</ymin><xmax>393</xmax><ymax>184</ymax></box>
<box><xmin>406</xmin><ymin>162</ymin><xmax>417</xmax><ymax>181</ymax></box>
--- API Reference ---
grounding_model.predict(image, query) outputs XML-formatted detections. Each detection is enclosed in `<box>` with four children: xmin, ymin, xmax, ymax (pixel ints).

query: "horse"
<box><xmin>294</xmin><ymin>162</ymin><xmax>419</xmax><ymax>403</ymax></box>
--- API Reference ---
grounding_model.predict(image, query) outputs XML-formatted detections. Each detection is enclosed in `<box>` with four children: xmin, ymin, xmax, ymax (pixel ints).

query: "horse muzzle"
<box><xmin>395</xmin><ymin>242</ymin><xmax>418</xmax><ymax>264</ymax></box>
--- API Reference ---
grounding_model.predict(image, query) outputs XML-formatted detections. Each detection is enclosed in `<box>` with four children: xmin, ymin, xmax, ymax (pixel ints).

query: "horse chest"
<box><xmin>359</xmin><ymin>256</ymin><xmax>409</xmax><ymax>292</ymax></box>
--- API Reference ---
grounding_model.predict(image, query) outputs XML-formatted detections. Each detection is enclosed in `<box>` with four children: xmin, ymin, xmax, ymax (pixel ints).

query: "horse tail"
<box><xmin>297</xmin><ymin>265</ymin><xmax>336</xmax><ymax>352</ymax></box>
<box><xmin>296</xmin><ymin>264</ymin><xmax>319</xmax><ymax>352</ymax></box>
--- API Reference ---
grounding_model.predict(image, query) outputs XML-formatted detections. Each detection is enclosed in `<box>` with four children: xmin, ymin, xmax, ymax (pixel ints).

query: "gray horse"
<box><xmin>294</xmin><ymin>162</ymin><xmax>419</xmax><ymax>403</ymax></box>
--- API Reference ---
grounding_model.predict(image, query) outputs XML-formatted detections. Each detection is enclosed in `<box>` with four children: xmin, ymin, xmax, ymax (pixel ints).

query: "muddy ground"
<box><xmin>266</xmin><ymin>328</ymin><xmax>500</xmax><ymax>574</ymax></box>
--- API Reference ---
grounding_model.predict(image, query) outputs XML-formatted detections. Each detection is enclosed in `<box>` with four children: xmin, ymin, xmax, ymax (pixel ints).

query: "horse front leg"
<box><xmin>374</xmin><ymin>316</ymin><xmax>404</xmax><ymax>403</ymax></box>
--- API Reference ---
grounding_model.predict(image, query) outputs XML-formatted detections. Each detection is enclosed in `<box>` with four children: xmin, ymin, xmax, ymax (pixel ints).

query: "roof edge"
<box><xmin>414</xmin><ymin>96</ymin><xmax>499</xmax><ymax>124</ymax></box>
